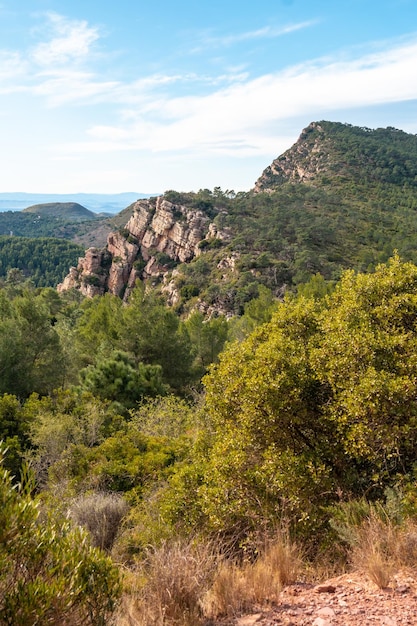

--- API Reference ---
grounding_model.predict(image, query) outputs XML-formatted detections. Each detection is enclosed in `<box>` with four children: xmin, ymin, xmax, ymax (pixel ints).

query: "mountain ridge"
<box><xmin>52</xmin><ymin>120</ymin><xmax>417</xmax><ymax>312</ymax></box>
<box><xmin>254</xmin><ymin>120</ymin><xmax>417</xmax><ymax>191</ymax></box>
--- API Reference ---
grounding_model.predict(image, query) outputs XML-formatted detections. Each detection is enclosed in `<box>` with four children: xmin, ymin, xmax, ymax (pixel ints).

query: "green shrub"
<box><xmin>0</xmin><ymin>448</ymin><xmax>121</xmax><ymax>625</ymax></box>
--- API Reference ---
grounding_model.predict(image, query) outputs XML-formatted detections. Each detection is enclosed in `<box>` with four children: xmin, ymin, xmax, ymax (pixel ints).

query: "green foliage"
<box><xmin>80</xmin><ymin>350</ymin><xmax>166</xmax><ymax>408</ymax></box>
<box><xmin>0</xmin><ymin>287</ymin><xmax>65</xmax><ymax>397</ymax></box>
<box><xmin>75</xmin><ymin>293</ymin><xmax>123</xmax><ymax>365</ymax></box>
<box><xmin>132</xmin><ymin>395</ymin><xmax>198</xmax><ymax>439</ymax></box>
<box><xmin>65</xmin><ymin>425</ymin><xmax>190</xmax><ymax>496</ymax></box>
<box><xmin>296</xmin><ymin>273</ymin><xmax>336</xmax><ymax>300</ymax></box>
<box><xmin>120</xmin><ymin>286</ymin><xmax>193</xmax><ymax>391</ymax></box>
<box><xmin>160</xmin><ymin>257</ymin><xmax>417</xmax><ymax>545</ymax></box>
<box><xmin>228</xmin><ymin>284</ymin><xmax>277</xmax><ymax>341</ymax></box>
<box><xmin>22</xmin><ymin>201</ymin><xmax>95</xmax><ymax>220</ymax></box>
<box><xmin>0</xmin><ymin>394</ymin><xmax>32</xmax><ymax>475</ymax></box>
<box><xmin>312</xmin><ymin>255</ymin><xmax>417</xmax><ymax>472</ymax></box>
<box><xmin>166</xmin><ymin>123</ymin><xmax>417</xmax><ymax>313</ymax></box>
<box><xmin>0</xmin><ymin>210</ymin><xmax>106</xmax><ymax>241</ymax></box>
<box><xmin>0</xmin><ymin>236</ymin><xmax>85</xmax><ymax>287</ymax></box>
<box><xmin>185</xmin><ymin>312</ymin><xmax>229</xmax><ymax>379</ymax></box>
<box><xmin>0</xmin><ymin>447</ymin><xmax>121</xmax><ymax>625</ymax></box>
<box><xmin>25</xmin><ymin>389</ymin><xmax>125</xmax><ymax>486</ymax></box>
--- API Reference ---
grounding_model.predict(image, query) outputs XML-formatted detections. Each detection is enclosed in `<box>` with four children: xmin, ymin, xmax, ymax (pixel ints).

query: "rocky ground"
<box><xmin>230</xmin><ymin>572</ymin><xmax>417</xmax><ymax>626</ymax></box>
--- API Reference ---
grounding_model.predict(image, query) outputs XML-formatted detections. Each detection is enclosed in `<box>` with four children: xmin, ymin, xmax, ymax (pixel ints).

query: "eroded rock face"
<box><xmin>57</xmin><ymin>247</ymin><xmax>110</xmax><ymax>297</ymax></box>
<box><xmin>58</xmin><ymin>197</ymin><xmax>215</xmax><ymax>299</ymax></box>
<box><xmin>127</xmin><ymin>197</ymin><xmax>210</xmax><ymax>263</ymax></box>
<box><xmin>253</xmin><ymin>122</ymin><xmax>333</xmax><ymax>192</ymax></box>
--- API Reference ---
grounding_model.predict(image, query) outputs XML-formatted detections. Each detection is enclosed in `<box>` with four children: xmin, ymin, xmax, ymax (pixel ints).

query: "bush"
<box><xmin>0</xmin><ymin>448</ymin><xmax>121</xmax><ymax>625</ymax></box>
<box><xmin>68</xmin><ymin>492</ymin><xmax>129</xmax><ymax>552</ymax></box>
<box><xmin>122</xmin><ymin>540</ymin><xmax>218</xmax><ymax>626</ymax></box>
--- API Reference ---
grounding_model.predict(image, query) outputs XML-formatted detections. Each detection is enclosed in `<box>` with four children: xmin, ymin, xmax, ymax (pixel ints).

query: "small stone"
<box><xmin>312</xmin><ymin>618</ymin><xmax>331</xmax><ymax>626</ymax></box>
<box><xmin>315</xmin><ymin>584</ymin><xmax>336</xmax><ymax>594</ymax></box>
<box><xmin>317</xmin><ymin>606</ymin><xmax>336</xmax><ymax>617</ymax></box>
<box><xmin>288</xmin><ymin>608</ymin><xmax>303</xmax><ymax>615</ymax></box>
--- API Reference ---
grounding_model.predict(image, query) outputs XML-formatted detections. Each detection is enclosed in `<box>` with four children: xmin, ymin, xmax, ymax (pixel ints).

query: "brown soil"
<box><xmin>224</xmin><ymin>572</ymin><xmax>417</xmax><ymax>626</ymax></box>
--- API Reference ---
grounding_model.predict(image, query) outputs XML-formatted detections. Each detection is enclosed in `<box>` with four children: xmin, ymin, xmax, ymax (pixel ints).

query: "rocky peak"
<box><xmin>253</xmin><ymin>122</ymin><xmax>335</xmax><ymax>192</ymax></box>
<box><xmin>58</xmin><ymin>196</ymin><xmax>219</xmax><ymax>299</ymax></box>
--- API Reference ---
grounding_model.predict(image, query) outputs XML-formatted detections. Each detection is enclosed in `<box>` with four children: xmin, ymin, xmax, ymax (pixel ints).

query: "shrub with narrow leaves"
<box><xmin>0</xmin><ymin>448</ymin><xmax>121</xmax><ymax>625</ymax></box>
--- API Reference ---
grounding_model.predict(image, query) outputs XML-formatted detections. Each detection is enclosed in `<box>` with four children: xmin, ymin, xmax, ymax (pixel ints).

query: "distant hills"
<box><xmin>23</xmin><ymin>202</ymin><xmax>96</xmax><ymax>221</ymax></box>
<box><xmin>5</xmin><ymin>120</ymin><xmax>417</xmax><ymax>300</ymax></box>
<box><xmin>0</xmin><ymin>192</ymin><xmax>157</xmax><ymax>214</ymax></box>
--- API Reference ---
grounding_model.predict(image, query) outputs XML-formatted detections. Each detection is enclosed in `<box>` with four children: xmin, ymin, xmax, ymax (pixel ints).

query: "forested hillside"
<box><xmin>0</xmin><ymin>209</ymin><xmax>115</xmax><ymax>248</ymax></box>
<box><xmin>2</xmin><ymin>257</ymin><xmax>417</xmax><ymax>624</ymax></box>
<box><xmin>58</xmin><ymin>122</ymin><xmax>417</xmax><ymax>316</ymax></box>
<box><xmin>22</xmin><ymin>201</ymin><xmax>96</xmax><ymax>220</ymax></box>
<box><xmin>3</xmin><ymin>121</ymin><xmax>417</xmax><ymax>625</ymax></box>
<box><xmin>171</xmin><ymin>122</ymin><xmax>417</xmax><ymax>310</ymax></box>
<box><xmin>0</xmin><ymin>236</ymin><xmax>85</xmax><ymax>286</ymax></box>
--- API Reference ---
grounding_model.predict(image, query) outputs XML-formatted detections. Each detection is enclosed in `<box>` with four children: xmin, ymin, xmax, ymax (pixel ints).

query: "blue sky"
<box><xmin>1</xmin><ymin>0</ymin><xmax>417</xmax><ymax>194</ymax></box>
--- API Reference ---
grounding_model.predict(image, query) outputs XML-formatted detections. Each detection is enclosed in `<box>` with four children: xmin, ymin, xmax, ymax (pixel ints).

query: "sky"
<box><xmin>1</xmin><ymin>0</ymin><xmax>417</xmax><ymax>195</ymax></box>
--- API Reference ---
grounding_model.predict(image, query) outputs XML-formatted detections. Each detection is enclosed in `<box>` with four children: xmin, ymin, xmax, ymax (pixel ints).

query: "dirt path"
<box><xmin>232</xmin><ymin>572</ymin><xmax>417</xmax><ymax>626</ymax></box>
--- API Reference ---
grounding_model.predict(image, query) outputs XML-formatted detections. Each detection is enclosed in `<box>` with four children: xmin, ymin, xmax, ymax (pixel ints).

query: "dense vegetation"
<box><xmin>2</xmin><ymin>255</ymin><xmax>417</xmax><ymax>623</ymax></box>
<box><xmin>160</xmin><ymin>123</ymin><xmax>417</xmax><ymax>315</ymax></box>
<box><xmin>0</xmin><ymin>210</ymin><xmax>101</xmax><ymax>238</ymax></box>
<box><xmin>3</xmin><ymin>122</ymin><xmax>417</xmax><ymax>623</ymax></box>
<box><xmin>0</xmin><ymin>236</ymin><xmax>85</xmax><ymax>286</ymax></box>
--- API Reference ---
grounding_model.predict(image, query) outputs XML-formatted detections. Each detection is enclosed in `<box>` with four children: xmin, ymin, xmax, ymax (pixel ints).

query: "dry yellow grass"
<box><xmin>350</xmin><ymin>513</ymin><xmax>417</xmax><ymax>589</ymax></box>
<box><xmin>113</xmin><ymin>532</ymin><xmax>303</xmax><ymax>625</ymax></box>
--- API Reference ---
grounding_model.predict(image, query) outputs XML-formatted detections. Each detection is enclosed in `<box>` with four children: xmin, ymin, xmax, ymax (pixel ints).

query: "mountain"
<box><xmin>0</xmin><ymin>192</ymin><xmax>157</xmax><ymax>214</ymax></box>
<box><xmin>54</xmin><ymin>120</ymin><xmax>417</xmax><ymax>314</ymax></box>
<box><xmin>23</xmin><ymin>202</ymin><xmax>96</xmax><ymax>221</ymax></box>
<box><xmin>254</xmin><ymin>120</ymin><xmax>417</xmax><ymax>190</ymax></box>
<box><xmin>0</xmin><ymin>201</ymin><xmax>144</xmax><ymax>249</ymax></box>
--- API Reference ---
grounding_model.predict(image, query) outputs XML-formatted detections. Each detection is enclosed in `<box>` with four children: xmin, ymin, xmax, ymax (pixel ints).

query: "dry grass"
<box><xmin>114</xmin><ymin>533</ymin><xmax>303</xmax><ymax>625</ymax></box>
<box><xmin>202</xmin><ymin>543</ymin><xmax>285</xmax><ymax>620</ymax></box>
<box><xmin>114</xmin><ymin>539</ymin><xmax>218</xmax><ymax>626</ymax></box>
<box><xmin>350</xmin><ymin>513</ymin><xmax>417</xmax><ymax>588</ymax></box>
<box><xmin>68</xmin><ymin>492</ymin><xmax>129</xmax><ymax>552</ymax></box>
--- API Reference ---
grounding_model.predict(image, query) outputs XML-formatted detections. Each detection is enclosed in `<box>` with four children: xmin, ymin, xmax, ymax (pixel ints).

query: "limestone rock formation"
<box><xmin>254</xmin><ymin>122</ymin><xmax>334</xmax><ymax>192</ymax></box>
<box><xmin>58</xmin><ymin>196</ymin><xmax>215</xmax><ymax>299</ymax></box>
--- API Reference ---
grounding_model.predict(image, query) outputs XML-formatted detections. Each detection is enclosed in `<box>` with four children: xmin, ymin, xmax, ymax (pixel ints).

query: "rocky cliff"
<box><xmin>58</xmin><ymin>120</ymin><xmax>417</xmax><ymax>311</ymax></box>
<box><xmin>58</xmin><ymin>196</ymin><xmax>216</xmax><ymax>299</ymax></box>
<box><xmin>253</xmin><ymin>122</ymin><xmax>334</xmax><ymax>192</ymax></box>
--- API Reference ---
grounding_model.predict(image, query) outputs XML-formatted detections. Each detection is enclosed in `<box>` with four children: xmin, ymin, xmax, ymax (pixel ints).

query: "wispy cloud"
<box><xmin>0</xmin><ymin>51</ymin><xmax>27</xmax><ymax>81</ymax></box>
<box><xmin>31</xmin><ymin>12</ymin><xmax>100</xmax><ymax>67</ymax></box>
<box><xmin>32</xmin><ymin>70</ymin><xmax>119</xmax><ymax>106</ymax></box>
<box><xmin>61</xmin><ymin>36</ymin><xmax>417</xmax><ymax>157</ymax></box>
<box><xmin>187</xmin><ymin>20</ymin><xmax>317</xmax><ymax>56</ymax></box>
<box><xmin>201</xmin><ymin>20</ymin><xmax>318</xmax><ymax>48</ymax></box>
<box><xmin>2</xmin><ymin>11</ymin><xmax>417</xmax><ymax>164</ymax></box>
<box><xmin>0</xmin><ymin>10</ymin><xmax>250</xmax><ymax>107</ymax></box>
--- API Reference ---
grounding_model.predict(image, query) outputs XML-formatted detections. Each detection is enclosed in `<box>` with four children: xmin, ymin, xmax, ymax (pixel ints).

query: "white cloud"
<box><xmin>204</xmin><ymin>20</ymin><xmax>318</xmax><ymax>47</ymax></box>
<box><xmin>31</xmin><ymin>12</ymin><xmax>100</xmax><ymax>67</ymax></box>
<box><xmin>0</xmin><ymin>51</ymin><xmax>28</xmax><ymax>83</ymax></box>
<box><xmin>189</xmin><ymin>20</ymin><xmax>318</xmax><ymax>55</ymax></box>
<box><xmin>32</xmin><ymin>70</ymin><xmax>119</xmax><ymax>106</ymax></box>
<box><xmin>63</xmin><ymin>36</ymin><xmax>417</xmax><ymax>157</ymax></box>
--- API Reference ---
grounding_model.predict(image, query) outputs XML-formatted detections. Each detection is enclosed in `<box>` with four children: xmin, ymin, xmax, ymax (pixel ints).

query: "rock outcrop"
<box><xmin>58</xmin><ymin>196</ymin><xmax>216</xmax><ymax>299</ymax></box>
<box><xmin>253</xmin><ymin>122</ymin><xmax>335</xmax><ymax>192</ymax></box>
